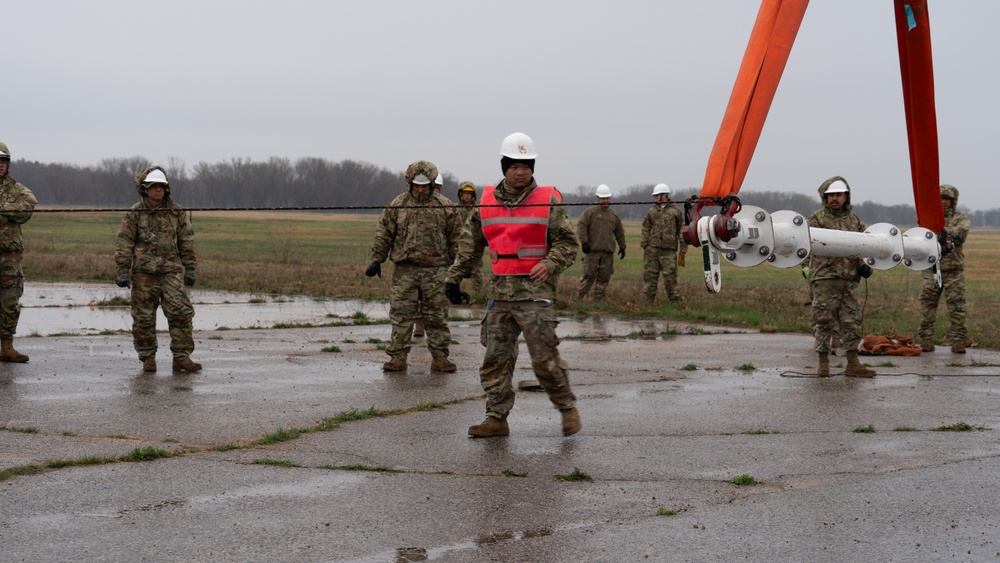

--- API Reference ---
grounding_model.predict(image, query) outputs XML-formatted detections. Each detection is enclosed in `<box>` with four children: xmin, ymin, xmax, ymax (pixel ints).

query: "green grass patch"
<box><xmin>254</xmin><ymin>428</ymin><xmax>305</xmax><ymax>445</ymax></box>
<box><xmin>853</xmin><ymin>425</ymin><xmax>876</xmax><ymax>433</ymax></box>
<box><xmin>679</xmin><ymin>363</ymin><xmax>697</xmax><ymax>371</ymax></box>
<box><xmin>0</xmin><ymin>426</ymin><xmax>39</xmax><ymax>434</ymax></box>
<box><xmin>119</xmin><ymin>447</ymin><xmax>172</xmax><ymax>462</ymax></box>
<box><xmin>46</xmin><ymin>456</ymin><xmax>117</xmax><ymax>469</ymax></box>
<box><xmin>932</xmin><ymin>421</ymin><xmax>987</xmax><ymax>432</ymax></box>
<box><xmin>321</xmin><ymin>345</ymin><xmax>342</xmax><ymax>353</ymax></box>
<box><xmin>742</xmin><ymin>429</ymin><xmax>778</xmax><ymax>435</ymax></box>
<box><xmin>555</xmin><ymin>467</ymin><xmax>593</xmax><ymax>482</ymax></box>
<box><xmin>657</xmin><ymin>507</ymin><xmax>678</xmax><ymax>516</ymax></box>
<box><xmin>736</xmin><ymin>363</ymin><xmax>755</xmax><ymax>372</ymax></box>
<box><xmin>730</xmin><ymin>474</ymin><xmax>758</xmax><ymax>486</ymax></box>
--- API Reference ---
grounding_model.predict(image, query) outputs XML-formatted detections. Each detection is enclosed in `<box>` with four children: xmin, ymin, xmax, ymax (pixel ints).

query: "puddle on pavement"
<box><xmin>18</xmin><ymin>282</ymin><xmax>390</xmax><ymax>337</ymax></box>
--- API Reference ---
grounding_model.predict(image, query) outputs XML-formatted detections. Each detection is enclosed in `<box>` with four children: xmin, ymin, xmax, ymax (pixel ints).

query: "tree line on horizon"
<box><xmin>10</xmin><ymin>156</ymin><xmax>1000</xmax><ymax>227</ymax></box>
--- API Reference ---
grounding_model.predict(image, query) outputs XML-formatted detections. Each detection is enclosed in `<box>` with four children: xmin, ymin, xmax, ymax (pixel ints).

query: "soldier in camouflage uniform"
<box><xmin>640</xmin><ymin>183</ymin><xmax>687</xmax><ymax>303</ymax></box>
<box><xmin>365</xmin><ymin>160</ymin><xmax>462</xmax><ymax>372</ymax></box>
<box><xmin>456</xmin><ymin>181</ymin><xmax>485</xmax><ymax>296</ymax></box>
<box><xmin>0</xmin><ymin>142</ymin><xmax>38</xmax><ymax>363</ymax></box>
<box><xmin>445</xmin><ymin>132</ymin><xmax>581</xmax><ymax>438</ymax></box>
<box><xmin>806</xmin><ymin>176</ymin><xmax>875</xmax><ymax>377</ymax></box>
<box><xmin>576</xmin><ymin>184</ymin><xmax>626</xmax><ymax>301</ymax></box>
<box><xmin>918</xmin><ymin>184</ymin><xmax>970</xmax><ymax>353</ymax></box>
<box><xmin>115</xmin><ymin>166</ymin><xmax>201</xmax><ymax>373</ymax></box>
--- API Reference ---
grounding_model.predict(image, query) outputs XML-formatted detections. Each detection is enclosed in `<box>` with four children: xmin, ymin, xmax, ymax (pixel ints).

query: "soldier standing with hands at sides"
<box><xmin>365</xmin><ymin>160</ymin><xmax>462</xmax><ymax>373</ymax></box>
<box><xmin>0</xmin><ymin>142</ymin><xmax>37</xmax><ymax>363</ymax></box>
<box><xmin>115</xmin><ymin>166</ymin><xmax>201</xmax><ymax>373</ymax></box>
<box><xmin>456</xmin><ymin>181</ymin><xmax>485</xmax><ymax>296</ymax></box>
<box><xmin>445</xmin><ymin>132</ymin><xmax>581</xmax><ymax>438</ymax></box>
<box><xmin>806</xmin><ymin>176</ymin><xmax>875</xmax><ymax>378</ymax></box>
<box><xmin>640</xmin><ymin>183</ymin><xmax>686</xmax><ymax>304</ymax></box>
<box><xmin>576</xmin><ymin>184</ymin><xmax>626</xmax><ymax>301</ymax></box>
<box><xmin>918</xmin><ymin>184</ymin><xmax>970</xmax><ymax>353</ymax></box>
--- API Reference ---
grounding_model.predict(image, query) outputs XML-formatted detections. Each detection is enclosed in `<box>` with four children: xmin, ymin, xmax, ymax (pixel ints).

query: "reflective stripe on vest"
<box><xmin>481</xmin><ymin>185</ymin><xmax>553</xmax><ymax>275</ymax></box>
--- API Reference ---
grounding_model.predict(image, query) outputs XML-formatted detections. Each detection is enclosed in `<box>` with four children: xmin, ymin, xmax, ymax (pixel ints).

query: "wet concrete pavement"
<box><xmin>3</xmin><ymin>285</ymin><xmax>1000</xmax><ymax>561</ymax></box>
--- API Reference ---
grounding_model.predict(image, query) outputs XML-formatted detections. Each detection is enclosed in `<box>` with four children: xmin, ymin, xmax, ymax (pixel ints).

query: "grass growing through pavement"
<box><xmin>555</xmin><ymin>467</ymin><xmax>593</xmax><ymax>482</ymax></box>
<box><xmin>730</xmin><ymin>474</ymin><xmax>758</xmax><ymax>486</ymax></box>
<box><xmin>23</xmin><ymin>213</ymin><xmax>1000</xmax><ymax>348</ymax></box>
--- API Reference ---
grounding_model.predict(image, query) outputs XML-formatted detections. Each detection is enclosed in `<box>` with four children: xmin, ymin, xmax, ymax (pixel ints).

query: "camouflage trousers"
<box><xmin>479</xmin><ymin>300</ymin><xmax>576</xmax><ymax>419</ymax></box>
<box><xmin>643</xmin><ymin>248</ymin><xmax>681</xmax><ymax>301</ymax></box>
<box><xmin>578</xmin><ymin>251</ymin><xmax>614</xmax><ymax>299</ymax></box>
<box><xmin>387</xmin><ymin>264</ymin><xmax>451</xmax><ymax>360</ymax></box>
<box><xmin>918</xmin><ymin>268</ymin><xmax>968</xmax><ymax>343</ymax></box>
<box><xmin>810</xmin><ymin>279</ymin><xmax>862</xmax><ymax>353</ymax></box>
<box><xmin>0</xmin><ymin>253</ymin><xmax>24</xmax><ymax>339</ymax></box>
<box><xmin>131</xmin><ymin>272</ymin><xmax>195</xmax><ymax>361</ymax></box>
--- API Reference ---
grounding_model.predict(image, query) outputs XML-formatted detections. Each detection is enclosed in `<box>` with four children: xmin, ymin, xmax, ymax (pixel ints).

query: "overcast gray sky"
<box><xmin>7</xmin><ymin>1</ymin><xmax>998</xmax><ymax>211</ymax></box>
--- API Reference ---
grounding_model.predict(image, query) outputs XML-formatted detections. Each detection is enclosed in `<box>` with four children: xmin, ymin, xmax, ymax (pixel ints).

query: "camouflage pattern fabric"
<box><xmin>578</xmin><ymin>251</ymin><xmax>614</xmax><ymax>299</ymax></box>
<box><xmin>130</xmin><ymin>272</ymin><xmax>195</xmax><ymax>361</ymax></box>
<box><xmin>917</xmin><ymin>196</ymin><xmax>970</xmax><ymax>343</ymax></box>
<box><xmin>479</xmin><ymin>300</ymin><xmax>576</xmax><ymax>419</ymax></box>
<box><xmin>457</xmin><ymin>203</ymin><xmax>485</xmax><ymax>294</ymax></box>
<box><xmin>370</xmin><ymin>189</ymin><xmax>461</xmax><ymax>267</ymax></box>
<box><xmin>371</xmin><ymin>179</ymin><xmax>461</xmax><ymax>361</ymax></box>
<box><xmin>576</xmin><ymin>205</ymin><xmax>625</xmax><ymax>253</ymax></box>
<box><xmin>811</xmin><ymin>279</ymin><xmax>862</xmax><ymax>353</ymax></box>
<box><xmin>0</xmin><ymin>163</ymin><xmax>37</xmax><ymax>338</ymax></box>
<box><xmin>807</xmin><ymin>186</ymin><xmax>867</xmax><ymax>353</ymax></box>
<box><xmin>0</xmin><ymin>253</ymin><xmax>24</xmax><ymax>339</ymax></box>
<box><xmin>446</xmin><ymin>178</ymin><xmax>578</xmax><ymax>418</ymax></box>
<box><xmin>385</xmin><ymin>264</ymin><xmax>452</xmax><ymax>360</ymax></box>
<box><xmin>445</xmin><ymin>179</ymin><xmax>578</xmax><ymax>301</ymax></box>
<box><xmin>115</xmin><ymin>180</ymin><xmax>198</xmax><ymax>361</ymax></box>
<box><xmin>642</xmin><ymin>248</ymin><xmax>682</xmax><ymax>302</ymax></box>
<box><xmin>640</xmin><ymin>204</ymin><xmax>686</xmax><ymax>301</ymax></box>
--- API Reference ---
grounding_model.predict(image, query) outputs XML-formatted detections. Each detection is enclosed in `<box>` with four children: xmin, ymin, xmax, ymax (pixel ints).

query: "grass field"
<box><xmin>23</xmin><ymin>210</ymin><xmax>1000</xmax><ymax>349</ymax></box>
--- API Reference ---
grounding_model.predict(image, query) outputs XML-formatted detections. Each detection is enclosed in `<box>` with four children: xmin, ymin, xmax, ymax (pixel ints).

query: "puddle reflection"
<box><xmin>18</xmin><ymin>282</ymin><xmax>389</xmax><ymax>337</ymax></box>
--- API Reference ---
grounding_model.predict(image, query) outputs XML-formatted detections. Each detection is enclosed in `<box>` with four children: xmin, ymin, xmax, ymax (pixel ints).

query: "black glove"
<box><xmin>582</xmin><ymin>242</ymin><xmax>591</xmax><ymax>254</ymax></box>
<box><xmin>184</xmin><ymin>269</ymin><xmax>197</xmax><ymax>287</ymax></box>
<box><xmin>364</xmin><ymin>261</ymin><xmax>382</xmax><ymax>278</ymax></box>
<box><xmin>115</xmin><ymin>274</ymin><xmax>130</xmax><ymax>288</ymax></box>
<box><xmin>445</xmin><ymin>282</ymin><xmax>466</xmax><ymax>305</ymax></box>
<box><xmin>857</xmin><ymin>263</ymin><xmax>873</xmax><ymax>279</ymax></box>
<box><xmin>618</xmin><ymin>248</ymin><xmax>626</xmax><ymax>260</ymax></box>
<box><xmin>463</xmin><ymin>271</ymin><xmax>472</xmax><ymax>279</ymax></box>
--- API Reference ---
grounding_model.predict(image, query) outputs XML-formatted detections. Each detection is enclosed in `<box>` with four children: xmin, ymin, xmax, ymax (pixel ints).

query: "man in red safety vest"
<box><xmin>445</xmin><ymin>132</ymin><xmax>581</xmax><ymax>438</ymax></box>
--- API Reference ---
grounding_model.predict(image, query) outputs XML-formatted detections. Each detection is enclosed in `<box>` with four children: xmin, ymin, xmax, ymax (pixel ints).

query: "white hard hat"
<box><xmin>499</xmin><ymin>132</ymin><xmax>537</xmax><ymax>159</ymax></box>
<box><xmin>143</xmin><ymin>169</ymin><xmax>168</xmax><ymax>184</ymax></box>
<box><xmin>411</xmin><ymin>174</ymin><xmax>432</xmax><ymax>185</ymax></box>
<box><xmin>825</xmin><ymin>179</ymin><xmax>849</xmax><ymax>194</ymax></box>
<box><xmin>435</xmin><ymin>174</ymin><xmax>443</xmax><ymax>187</ymax></box>
<box><xmin>652</xmin><ymin>183</ymin><xmax>670</xmax><ymax>196</ymax></box>
<box><xmin>0</xmin><ymin>149</ymin><xmax>8</xmax><ymax>158</ymax></box>
<box><xmin>595</xmin><ymin>184</ymin><xmax>612</xmax><ymax>198</ymax></box>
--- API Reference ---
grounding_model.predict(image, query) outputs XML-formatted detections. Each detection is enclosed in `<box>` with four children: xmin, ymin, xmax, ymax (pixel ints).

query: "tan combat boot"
<box><xmin>0</xmin><ymin>338</ymin><xmax>28</xmax><ymax>363</ymax></box>
<box><xmin>921</xmin><ymin>340</ymin><xmax>935</xmax><ymax>352</ymax></box>
<box><xmin>431</xmin><ymin>355</ymin><xmax>457</xmax><ymax>372</ymax></box>
<box><xmin>382</xmin><ymin>357</ymin><xmax>407</xmax><ymax>371</ymax></box>
<box><xmin>142</xmin><ymin>357</ymin><xmax>157</xmax><ymax>372</ymax></box>
<box><xmin>172</xmin><ymin>358</ymin><xmax>202</xmax><ymax>372</ymax></box>
<box><xmin>951</xmin><ymin>341</ymin><xmax>966</xmax><ymax>354</ymax></box>
<box><xmin>845</xmin><ymin>350</ymin><xmax>876</xmax><ymax>378</ymax></box>
<box><xmin>413</xmin><ymin>320</ymin><xmax>425</xmax><ymax>338</ymax></box>
<box><xmin>561</xmin><ymin>407</ymin><xmax>582</xmax><ymax>436</ymax></box>
<box><xmin>468</xmin><ymin>417</ymin><xmax>510</xmax><ymax>437</ymax></box>
<box><xmin>817</xmin><ymin>352</ymin><xmax>830</xmax><ymax>377</ymax></box>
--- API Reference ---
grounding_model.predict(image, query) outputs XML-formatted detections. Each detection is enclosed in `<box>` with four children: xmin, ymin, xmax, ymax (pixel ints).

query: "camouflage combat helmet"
<box><xmin>134</xmin><ymin>165</ymin><xmax>171</xmax><ymax>198</ymax></box>
<box><xmin>818</xmin><ymin>175</ymin><xmax>851</xmax><ymax>206</ymax></box>
<box><xmin>940</xmin><ymin>184</ymin><xmax>959</xmax><ymax>203</ymax></box>
<box><xmin>404</xmin><ymin>160</ymin><xmax>439</xmax><ymax>187</ymax></box>
<box><xmin>457</xmin><ymin>181</ymin><xmax>476</xmax><ymax>198</ymax></box>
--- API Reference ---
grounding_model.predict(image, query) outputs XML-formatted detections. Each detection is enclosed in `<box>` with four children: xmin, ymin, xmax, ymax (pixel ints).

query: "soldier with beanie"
<box><xmin>918</xmin><ymin>184</ymin><xmax>971</xmax><ymax>353</ymax></box>
<box><xmin>445</xmin><ymin>132</ymin><xmax>581</xmax><ymax>438</ymax></box>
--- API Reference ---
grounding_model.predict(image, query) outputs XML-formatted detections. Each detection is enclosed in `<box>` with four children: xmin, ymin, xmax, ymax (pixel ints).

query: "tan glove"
<box><xmin>678</xmin><ymin>251</ymin><xmax>686</xmax><ymax>267</ymax></box>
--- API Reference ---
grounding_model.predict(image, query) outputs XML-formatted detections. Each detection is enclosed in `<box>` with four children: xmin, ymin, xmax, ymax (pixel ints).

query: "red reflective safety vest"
<box><xmin>480</xmin><ymin>185</ymin><xmax>553</xmax><ymax>275</ymax></box>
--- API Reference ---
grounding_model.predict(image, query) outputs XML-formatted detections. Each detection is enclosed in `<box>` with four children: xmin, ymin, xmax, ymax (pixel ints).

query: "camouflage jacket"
<box><xmin>446</xmin><ymin>179</ymin><xmax>578</xmax><ymax>301</ymax></box>
<box><xmin>370</xmin><ymin>191</ymin><xmax>461</xmax><ymax>267</ymax></box>
<box><xmin>577</xmin><ymin>205</ymin><xmax>625</xmax><ymax>253</ymax></box>
<box><xmin>807</xmin><ymin>203</ymin><xmax>866</xmax><ymax>282</ymax></box>
<box><xmin>0</xmin><ymin>175</ymin><xmax>38</xmax><ymax>253</ymax></box>
<box><xmin>115</xmin><ymin>200</ymin><xmax>197</xmax><ymax>276</ymax></box>
<box><xmin>939</xmin><ymin>206</ymin><xmax>970</xmax><ymax>272</ymax></box>
<box><xmin>640</xmin><ymin>204</ymin><xmax>687</xmax><ymax>252</ymax></box>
